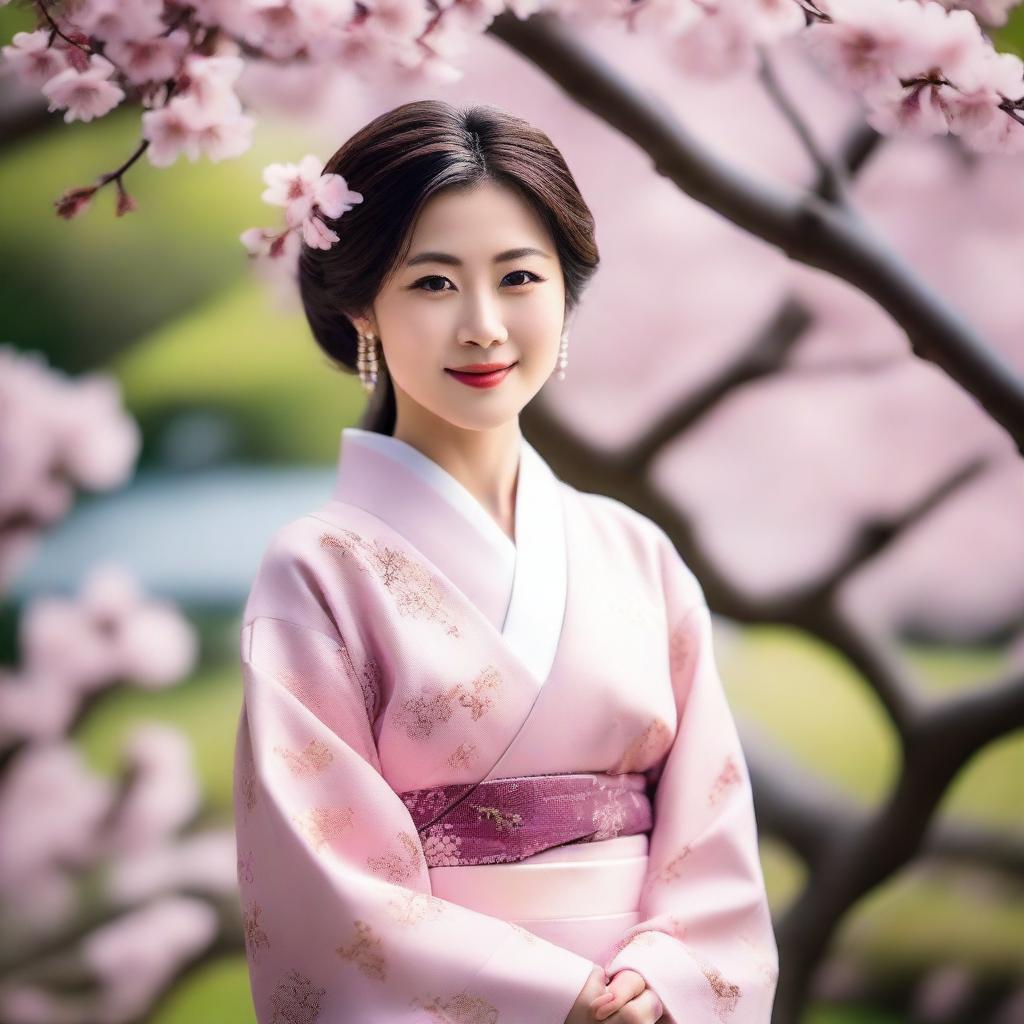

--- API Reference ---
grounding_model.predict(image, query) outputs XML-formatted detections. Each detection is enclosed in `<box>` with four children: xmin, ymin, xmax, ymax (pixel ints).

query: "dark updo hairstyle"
<box><xmin>297</xmin><ymin>99</ymin><xmax>600</xmax><ymax>436</ymax></box>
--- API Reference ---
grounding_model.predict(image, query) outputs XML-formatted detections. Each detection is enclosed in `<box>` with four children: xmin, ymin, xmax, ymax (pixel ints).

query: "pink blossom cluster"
<box><xmin>0</xmin><ymin>347</ymin><xmax>141</xmax><ymax>590</ymax></box>
<box><xmin>0</xmin><ymin>563</ymin><xmax>199</xmax><ymax>745</ymax></box>
<box><xmin>0</xmin><ymin>339</ymin><xmax>234</xmax><ymax>1021</ymax></box>
<box><xmin>240</xmin><ymin>152</ymin><xmax>364</xmax><ymax>263</ymax></box>
<box><xmin>0</xmin><ymin>897</ymin><xmax>219</xmax><ymax>1024</ymax></box>
<box><xmin>0</xmin><ymin>727</ymin><xmax>231</xmax><ymax>1024</ymax></box>
<box><xmin>2</xmin><ymin>0</ymin><xmax>1021</xmax><ymax>234</ymax></box>
<box><xmin>140</xmin><ymin>50</ymin><xmax>256</xmax><ymax>168</ymax></box>
<box><xmin>239</xmin><ymin>151</ymin><xmax>364</xmax><ymax>272</ymax></box>
<box><xmin>937</xmin><ymin>0</ymin><xmax>1023</xmax><ymax>25</ymax></box>
<box><xmin>0</xmin><ymin>726</ymin><xmax>205</xmax><ymax>930</ymax></box>
<box><xmin>804</xmin><ymin>0</ymin><xmax>1024</xmax><ymax>153</ymax></box>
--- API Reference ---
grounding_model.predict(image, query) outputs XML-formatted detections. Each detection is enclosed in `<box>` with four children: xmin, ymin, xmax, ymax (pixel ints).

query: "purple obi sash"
<box><xmin>398</xmin><ymin>771</ymin><xmax>653</xmax><ymax>867</ymax></box>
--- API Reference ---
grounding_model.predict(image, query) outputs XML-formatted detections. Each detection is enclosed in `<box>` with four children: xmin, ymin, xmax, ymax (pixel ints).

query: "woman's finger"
<box><xmin>589</xmin><ymin>969</ymin><xmax>646</xmax><ymax>1021</ymax></box>
<box><xmin>596</xmin><ymin>987</ymin><xmax>665</xmax><ymax>1024</ymax></box>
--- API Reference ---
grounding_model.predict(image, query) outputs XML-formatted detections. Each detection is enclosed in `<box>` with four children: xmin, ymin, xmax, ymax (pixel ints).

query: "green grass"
<box><xmin>722</xmin><ymin>624</ymin><xmax>900</xmax><ymax>803</ymax></box>
<box><xmin>110</xmin><ymin>277</ymin><xmax>366</xmax><ymax>463</ymax></box>
<box><xmin>806</xmin><ymin>1009</ymin><xmax>904</xmax><ymax>1024</ymax></box>
<box><xmin>149</xmin><ymin>956</ymin><xmax>255</xmax><ymax>1024</ymax></box>
<box><xmin>75</xmin><ymin>657</ymin><xmax>242</xmax><ymax>816</ymax></box>
<box><xmin>716</xmin><ymin>627</ymin><xmax>1024</xmax><ymax>984</ymax></box>
<box><xmin>0</xmin><ymin>91</ymin><xmax>323</xmax><ymax>373</ymax></box>
<box><xmin>836</xmin><ymin>862</ymin><xmax>1024</xmax><ymax>976</ymax></box>
<box><xmin>720</xmin><ymin>626</ymin><xmax>1023</xmax><ymax>825</ymax></box>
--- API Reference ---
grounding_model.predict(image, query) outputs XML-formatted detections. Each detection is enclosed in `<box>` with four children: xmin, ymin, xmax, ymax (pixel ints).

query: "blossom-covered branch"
<box><xmin>0</xmin><ymin>347</ymin><xmax>237</xmax><ymax>1024</ymax></box>
<box><xmin>2</xmin><ymin>0</ymin><xmax>1023</xmax><ymax>226</ymax></box>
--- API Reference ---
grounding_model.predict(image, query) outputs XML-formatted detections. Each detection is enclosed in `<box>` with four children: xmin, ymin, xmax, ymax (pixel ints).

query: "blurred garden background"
<box><xmin>2</xmin><ymin>1</ymin><xmax>1024</xmax><ymax>1022</ymax></box>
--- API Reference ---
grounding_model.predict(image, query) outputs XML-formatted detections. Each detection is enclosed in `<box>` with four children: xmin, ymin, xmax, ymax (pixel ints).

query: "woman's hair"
<box><xmin>297</xmin><ymin>99</ymin><xmax>600</xmax><ymax>435</ymax></box>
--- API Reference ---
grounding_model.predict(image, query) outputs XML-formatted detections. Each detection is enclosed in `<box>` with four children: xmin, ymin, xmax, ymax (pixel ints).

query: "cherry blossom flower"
<box><xmin>0</xmin><ymin>29</ymin><xmax>70</xmax><ymax>87</ymax></box>
<box><xmin>142</xmin><ymin>93</ymin><xmax>255</xmax><ymax>166</ymax></box>
<box><xmin>239</xmin><ymin>226</ymin><xmax>290</xmax><ymax>258</ymax></box>
<box><xmin>0</xmin><ymin>742</ymin><xmax>113</xmax><ymax>892</ymax></box>
<box><xmin>81</xmin><ymin>897</ymin><xmax>219</xmax><ymax>1022</ymax></box>
<box><xmin>0</xmin><ymin>670</ymin><xmax>79</xmax><ymax>744</ymax></box>
<box><xmin>939</xmin><ymin>0</ymin><xmax>1022</xmax><ymax>26</ymax></box>
<box><xmin>2</xmin><ymin>0</ymin><xmax>1022</xmax><ymax>239</ymax></box>
<box><xmin>40</xmin><ymin>53</ymin><xmax>125</xmax><ymax>124</ymax></box>
<box><xmin>140</xmin><ymin>99</ymin><xmax>202</xmax><ymax>166</ymax></box>
<box><xmin>216</xmin><ymin>0</ymin><xmax>362</xmax><ymax>61</ymax></box>
<box><xmin>269</xmin><ymin>154</ymin><xmax>363</xmax><ymax>223</ymax></box>
<box><xmin>178</xmin><ymin>51</ymin><xmax>247</xmax><ymax>121</ymax></box>
<box><xmin>803</xmin><ymin>0</ymin><xmax>925</xmax><ymax>92</ymax></box>
<box><xmin>66</xmin><ymin>0</ymin><xmax>166</xmax><ymax>44</ymax></box>
<box><xmin>941</xmin><ymin>47</ymin><xmax>1024</xmax><ymax>140</ymax></box>
<box><xmin>863</xmin><ymin>76</ymin><xmax>951</xmax><ymax>137</ymax></box>
<box><xmin>629</xmin><ymin>0</ymin><xmax>703</xmax><ymax>34</ymax></box>
<box><xmin>54</xmin><ymin>185</ymin><xmax>98</xmax><ymax>220</ymax></box>
<box><xmin>104</xmin><ymin>27</ymin><xmax>190</xmax><ymax>86</ymax></box>
<box><xmin>247</xmin><ymin>153</ymin><xmax>363</xmax><ymax>257</ymax></box>
<box><xmin>889</xmin><ymin>1</ymin><xmax>986</xmax><ymax>82</ymax></box>
<box><xmin>302</xmin><ymin>213</ymin><xmax>340</xmax><ymax>248</ymax></box>
<box><xmin>670</xmin><ymin>6</ymin><xmax>762</xmax><ymax>79</ymax></box>
<box><xmin>0</xmin><ymin>346</ymin><xmax>139</xmax><ymax>559</ymax></box>
<box><xmin>107</xmin><ymin>830</ymin><xmax>238</xmax><ymax>903</ymax></box>
<box><xmin>102</xmin><ymin>725</ymin><xmax>200</xmax><ymax>853</ymax></box>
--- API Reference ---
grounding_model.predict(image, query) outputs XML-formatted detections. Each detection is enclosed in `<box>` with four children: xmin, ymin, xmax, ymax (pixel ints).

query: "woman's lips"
<box><xmin>445</xmin><ymin>362</ymin><xmax>518</xmax><ymax>389</ymax></box>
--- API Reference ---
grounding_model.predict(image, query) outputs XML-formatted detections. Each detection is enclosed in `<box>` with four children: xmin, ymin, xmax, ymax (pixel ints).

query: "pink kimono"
<box><xmin>233</xmin><ymin>426</ymin><xmax>779</xmax><ymax>1024</ymax></box>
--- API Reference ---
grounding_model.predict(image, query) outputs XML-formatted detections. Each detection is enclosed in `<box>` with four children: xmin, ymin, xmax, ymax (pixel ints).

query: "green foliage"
<box><xmin>807</xmin><ymin>1008</ymin><xmax>904</xmax><ymax>1024</ymax></box>
<box><xmin>111</xmin><ymin>277</ymin><xmax>364</xmax><ymax>463</ymax></box>
<box><xmin>0</xmin><ymin>104</ymin><xmax>316</xmax><ymax>374</ymax></box>
<box><xmin>836</xmin><ymin>863</ymin><xmax>1024</xmax><ymax>975</ymax></box>
<box><xmin>74</xmin><ymin>658</ymin><xmax>243</xmax><ymax>815</ymax></box>
<box><xmin>992</xmin><ymin>6</ymin><xmax>1024</xmax><ymax>56</ymax></box>
<box><xmin>0</xmin><ymin>3</ymin><xmax>34</xmax><ymax>40</ymax></box>
<box><xmin>148</xmin><ymin>956</ymin><xmax>255</xmax><ymax>1024</ymax></box>
<box><xmin>722</xmin><ymin>625</ymin><xmax>900</xmax><ymax>803</ymax></box>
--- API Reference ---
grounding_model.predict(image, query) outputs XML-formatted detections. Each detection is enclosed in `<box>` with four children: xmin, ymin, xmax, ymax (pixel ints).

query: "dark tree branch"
<box><xmin>810</xmin><ymin>455</ymin><xmax>993</xmax><ymax>603</ymax></box>
<box><xmin>744</xmin><ymin>725</ymin><xmax>1024</xmax><ymax>879</ymax></box>
<box><xmin>489</xmin><ymin>10</ymin><xmax>1024</xmax><ymax>456</ymax></box>
<box><xmin>624</xmin><ymin>295</ymin><xmax>814</xmax><ymax>471</ymax></box>
<box><xmin>756</xmin><ymin>47</ymin><xmax>850</xmax><ymax>207</ymax></box>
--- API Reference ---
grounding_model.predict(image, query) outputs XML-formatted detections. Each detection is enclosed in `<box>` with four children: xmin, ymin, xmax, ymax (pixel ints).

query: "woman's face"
<box><xmin>355</xmin><ymin>179</ymin><xmax>569</xmax><ymax>434</ymax></box>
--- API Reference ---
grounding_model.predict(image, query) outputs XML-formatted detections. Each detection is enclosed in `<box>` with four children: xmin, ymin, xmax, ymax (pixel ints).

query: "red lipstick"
<box><xmin>445</xmin><ymin>361</ymin><xmax>518</xmax><ymax>389</ymax></box>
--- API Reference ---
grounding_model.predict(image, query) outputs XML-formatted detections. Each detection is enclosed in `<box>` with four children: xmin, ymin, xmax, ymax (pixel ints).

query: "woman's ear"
<box><xmin>350</xmin><ymin>311</ymin><xmax>376</xmax><ymax>336</ymax></box>
<box><xmin>350</xmin><ymin>303</ymin><xmax>378</xmax><ymax>335</ymax></box>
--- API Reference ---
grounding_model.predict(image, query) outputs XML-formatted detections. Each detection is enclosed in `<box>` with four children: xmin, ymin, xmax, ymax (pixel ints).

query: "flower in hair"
<box><xmin>240</xmin><ymin>152</ymin><xmax>362</xmax><ymax>258</ymax></box>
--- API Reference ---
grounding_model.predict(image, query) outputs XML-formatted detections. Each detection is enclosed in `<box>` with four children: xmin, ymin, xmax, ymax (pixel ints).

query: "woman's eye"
<box><xmin>414</xmin><ymin>275</ymin><xmax>452</xmax><ymax>293</ymax></box>
<box><xmin>503</xmin><ymin>270</ymin><xmax>541</xmax><ymax>287</ymax></box>
<box><xmin>412</xmin><ymin>270</ymin><xmax>542</xmax><ymax>293</ymax></box>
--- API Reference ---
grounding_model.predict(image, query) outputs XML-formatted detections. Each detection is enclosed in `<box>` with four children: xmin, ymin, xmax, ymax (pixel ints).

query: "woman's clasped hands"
<box><xmin>591</xmin><ymin>968</ymin><xmax>664</xmax><ymax>1022</ymax></box>
<box><xmin>566</xmin><ymin>965</ymin><xmax>664</xmax><ymax>1024</ymax></box>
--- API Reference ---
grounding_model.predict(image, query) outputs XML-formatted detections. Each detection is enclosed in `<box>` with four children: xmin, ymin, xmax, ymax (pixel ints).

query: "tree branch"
<box><xmin>489</xmin><ymin>11</ymin><xmax>1024</xmax><ymax>455</ymax></box>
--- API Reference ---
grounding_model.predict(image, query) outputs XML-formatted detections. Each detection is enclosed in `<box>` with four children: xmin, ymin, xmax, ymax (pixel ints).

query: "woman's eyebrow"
<box><xmin>404</xmin><ymin>246</ymin><xmax>552</xmax><ymax>267</ymax></box>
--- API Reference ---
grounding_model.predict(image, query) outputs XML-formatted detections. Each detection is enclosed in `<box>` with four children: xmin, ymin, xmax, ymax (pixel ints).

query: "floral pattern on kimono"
<box><xmin>234</xmin><ymin>525</ymin><xmax>598</xmax><ymax>1024</ymax></box>
<box><xmin>233</xmin><ymin>426</ymin><xmax>778</xmax><ymax>1024</ymax></box>
<box><xmin>600</xmin><ymin>528</ymin><xmax>780</xmax><ymax>1024</ymax></box>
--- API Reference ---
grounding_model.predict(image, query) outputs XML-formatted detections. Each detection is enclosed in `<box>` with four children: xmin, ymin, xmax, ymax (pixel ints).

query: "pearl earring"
<box><xmin>555</xmin><ymin>331</ymin><xmax>569</xmax><ymax>381</ymax></box>
<box><xmin>357</xmin><ymin>328</ymin><xmax>379</xmax><ymax>393</ymax></box>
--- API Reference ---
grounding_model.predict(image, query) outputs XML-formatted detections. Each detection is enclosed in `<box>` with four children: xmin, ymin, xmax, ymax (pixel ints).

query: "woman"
<box><xmin>234</xmin><ymin>99</ymin><xmax>778</xmax><ymax>1024</ymax></box>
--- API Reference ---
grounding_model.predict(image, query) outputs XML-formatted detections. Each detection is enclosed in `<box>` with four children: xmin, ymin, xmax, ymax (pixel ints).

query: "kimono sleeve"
<box><xmin>234</xmin><ymin>547</ymin><xmax>598</xmax><ymax>1024</ymax></box>
<box><xmin>602</xmin><ymin>537</ymin><xmax>779</xmax><ymax>1024</ymax></box>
